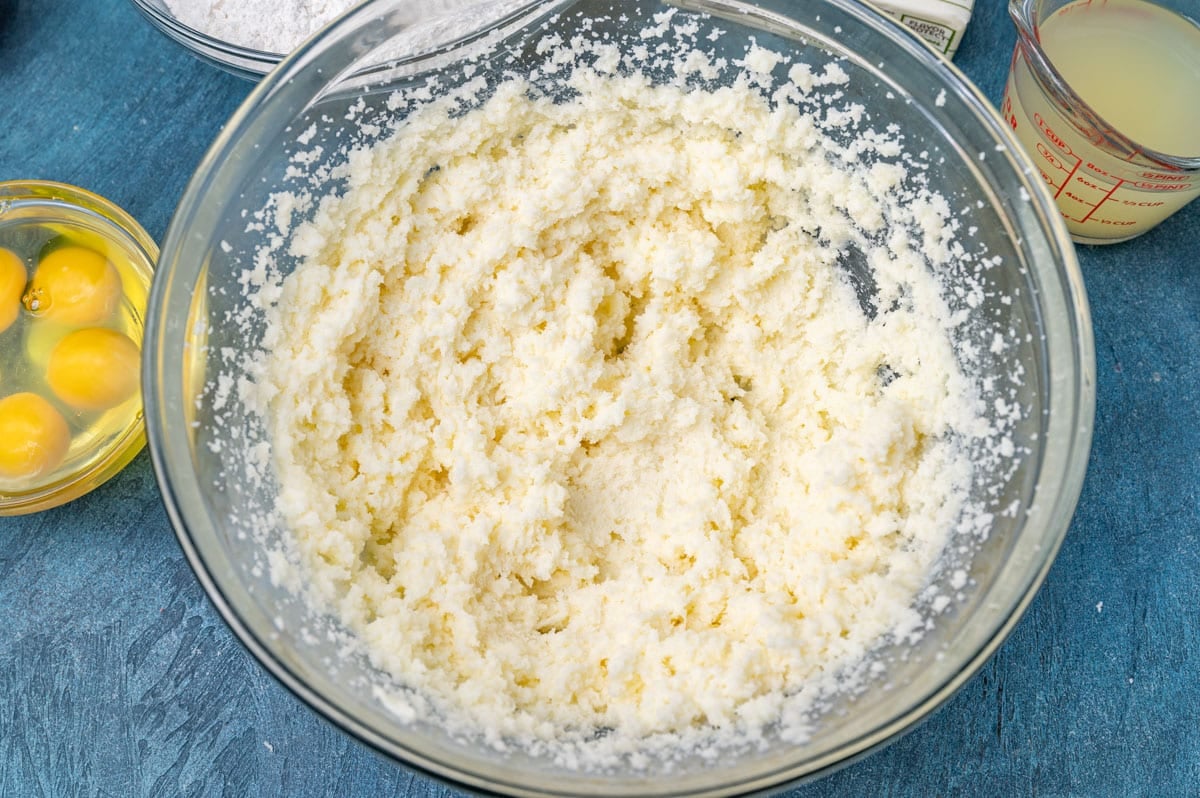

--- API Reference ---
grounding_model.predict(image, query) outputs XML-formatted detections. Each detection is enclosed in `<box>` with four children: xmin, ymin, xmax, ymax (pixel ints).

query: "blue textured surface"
<box><xmin>2</xmin><ymin>1</ymin><xmax>1198</xmax><ymax>795</ymax></box>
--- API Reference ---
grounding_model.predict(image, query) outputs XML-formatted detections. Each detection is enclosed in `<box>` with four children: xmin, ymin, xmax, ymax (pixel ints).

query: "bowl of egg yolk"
<box><xmin>0</xmin><ymin>180</ymin><xmax>156</xmax><ymax>516</ymax></box>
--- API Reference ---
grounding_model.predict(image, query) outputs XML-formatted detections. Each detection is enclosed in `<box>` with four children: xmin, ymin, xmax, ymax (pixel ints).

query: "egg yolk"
<box><xmin>0</xmin><ymin>392</ymin><xmax>71</xmax><ymax>480</ymax></box>
<box><xmin>0</xmin><ymin>248</ymin><xmax>26</xmax><ymax>334</ymax></box>
<box><xmin>46</xmin><ymin>328</ymin><xmax>141</xmax><ymax>411</ymax></box>
<box><xmin>24</xmin><ymin>245</ymin><xmax>121</xmax><ymax>326</ymax></box>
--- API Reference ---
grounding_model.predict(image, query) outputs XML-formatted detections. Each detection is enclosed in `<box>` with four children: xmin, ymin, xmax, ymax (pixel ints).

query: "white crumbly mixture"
<box><xmin>166</xmin><ymin>0</ymin><xmax>355</xmax><ymax>53</ymax></box>
<box><xmin>258</xmin><ymin>65</ymin><xmax>982</xmax><ymax>747</ymax></box>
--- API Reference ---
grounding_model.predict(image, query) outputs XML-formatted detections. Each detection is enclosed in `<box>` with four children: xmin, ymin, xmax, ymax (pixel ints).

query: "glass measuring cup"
<box><xmin>1001</xmin><ymin>0</ymin><xmax>1200</xmax><ymax>244</ymax></box>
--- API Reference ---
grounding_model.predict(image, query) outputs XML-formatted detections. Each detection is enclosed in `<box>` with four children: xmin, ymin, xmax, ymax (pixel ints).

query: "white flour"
<box><xmin>165</xmin><ymin>0</ymin><xmax>355</xmax><ymax>53</ymax></box>
<box><xmin>166</xmin><ymin>0</ymin><xmax>521</xmax><ymax>55</ymax></box>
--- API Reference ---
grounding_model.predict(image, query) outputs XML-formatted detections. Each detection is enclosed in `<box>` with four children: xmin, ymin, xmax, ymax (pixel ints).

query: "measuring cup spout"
<box><xmin>1008</xmin><ymin>0</ymin><xmax>1038</xmax><ymax>46</ymax></box>
<box><xmin>1008</xmin><ymin>0</ymin><xmax>1054</xmax><ymax>87</ymax></box>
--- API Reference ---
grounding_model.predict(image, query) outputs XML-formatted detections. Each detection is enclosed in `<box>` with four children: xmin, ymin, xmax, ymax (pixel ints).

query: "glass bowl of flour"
<box><xmin>128</xmin><ymin>0</ymin><xmax>283</xmax><ymax>78</ymax></box>
<box><xmin>128</xmin><ymin>0</ymin><xmax>539</xmax><ymax>79</ymax></box>
<box><xmin>143</xmin><ymin>0</ymin><xmax>1094</xmax><ymax>793</ymax></box>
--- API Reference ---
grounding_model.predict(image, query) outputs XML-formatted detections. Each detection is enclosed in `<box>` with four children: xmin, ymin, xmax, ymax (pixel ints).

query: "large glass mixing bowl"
<box><xmin>143</xmin><ymin>0</ymin><xmax>1095</xmax><ymax>794</ymax></box>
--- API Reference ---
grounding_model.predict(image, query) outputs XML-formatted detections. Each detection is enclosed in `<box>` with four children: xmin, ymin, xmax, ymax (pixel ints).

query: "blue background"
<box><xmin>2</xmin><ymin>1</ymin><xmax>1198</xmax><ymax>795</ymax></box>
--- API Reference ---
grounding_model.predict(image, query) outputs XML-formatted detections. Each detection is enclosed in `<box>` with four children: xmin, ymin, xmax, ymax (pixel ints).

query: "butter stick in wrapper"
<box><xmin>867</xmin><ymin>0</ymin><xmax>975</xmax><ymax>58</ymax></box>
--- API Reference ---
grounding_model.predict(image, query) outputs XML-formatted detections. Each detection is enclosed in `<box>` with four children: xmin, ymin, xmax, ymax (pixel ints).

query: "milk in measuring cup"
<box><xmin>1002</xmin><ymin>0</ymin><xmax>1200</xmax><ymax>243</ymax></box>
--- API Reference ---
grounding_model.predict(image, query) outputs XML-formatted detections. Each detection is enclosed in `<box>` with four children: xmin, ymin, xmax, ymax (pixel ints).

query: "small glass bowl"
<box><xmin>0</xmin><ymin>181</ymin><xmax>156</xmax><ymax>516</ymax></box>
<box><xmin>127</xmin><ymin>0</ymin><xmax>282</xmax><ymax>79</ymax></box>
